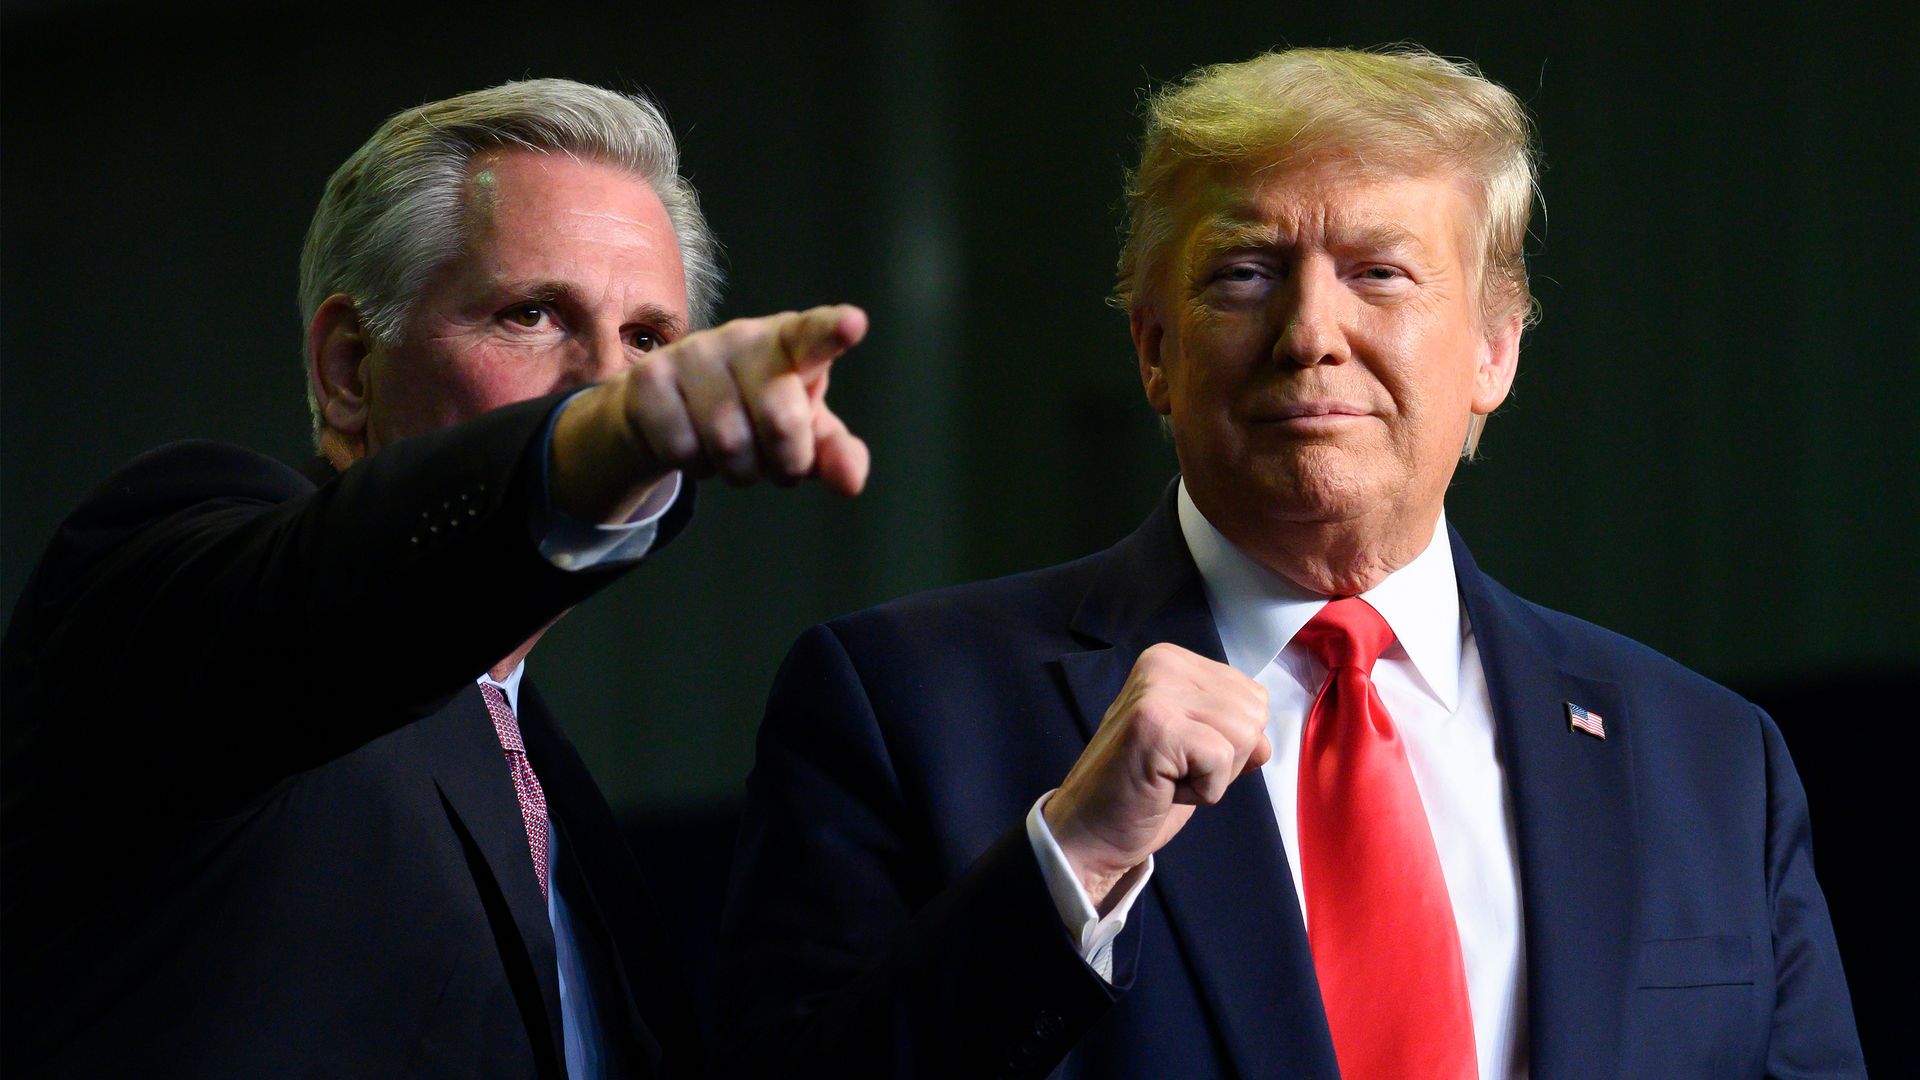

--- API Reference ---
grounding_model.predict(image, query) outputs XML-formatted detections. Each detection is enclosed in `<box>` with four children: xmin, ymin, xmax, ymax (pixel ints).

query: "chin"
<box><xmin>1252</xmin><ymin>445</ymin><xmax>1387</xmax><ymax>524</ymax></box>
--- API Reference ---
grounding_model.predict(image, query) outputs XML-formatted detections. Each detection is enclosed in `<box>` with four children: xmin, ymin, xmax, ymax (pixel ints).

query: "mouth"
<box><xmin>1250</xmin><ymin>400</ymin><xmax>1374</xmax><ymax>429</ymax></box>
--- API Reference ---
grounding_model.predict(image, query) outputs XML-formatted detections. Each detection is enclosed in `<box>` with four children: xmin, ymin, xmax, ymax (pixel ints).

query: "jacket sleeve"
<box><xmin>4</xmin><ymin>392</ymin><xmax>691</xmax><ymax>812</ymax></box>
<box><xmin>1758</xmin><ymin>707</ymin><xmax>1858</xmax><ymax>1076</ymax></box>
<box><xmin>1757</xmin><ymin>707</ymin><xmax>1866</xmax><ymax>1078</ymax></box>
<box><xmin>712</xmin><ymin>622</ymin><xmax>1133</xmax><ymax>1079</ymax></box>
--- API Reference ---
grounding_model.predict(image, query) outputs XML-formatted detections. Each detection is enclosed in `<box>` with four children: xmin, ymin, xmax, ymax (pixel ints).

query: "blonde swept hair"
<box><xmin>1115</xmin><ymin>46</ymin><xmax>1541</xmax><ymax>454</ymax></box>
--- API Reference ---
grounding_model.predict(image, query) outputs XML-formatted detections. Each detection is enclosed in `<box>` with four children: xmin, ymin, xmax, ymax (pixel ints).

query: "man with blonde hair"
<box><xmin>716</xmin><ymin>47</ymin><xmax>1862</xmax><ymax>1078</ymax></box>
<box><xmin>3</xmin><ymin>78</ymin><xmax>868</xmax><ymax>1077</ymax></box>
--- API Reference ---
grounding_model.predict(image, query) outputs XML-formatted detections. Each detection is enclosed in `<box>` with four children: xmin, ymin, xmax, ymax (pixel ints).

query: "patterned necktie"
<box><xmin>1294</xmin><ymin>597</ymin><xmax>1476</xmax><ymax>1080</ymax></box>
<box><xmin>479</xmin><ymin>682</ymin><xmax>551</xmax><ymax>895</ymax></box>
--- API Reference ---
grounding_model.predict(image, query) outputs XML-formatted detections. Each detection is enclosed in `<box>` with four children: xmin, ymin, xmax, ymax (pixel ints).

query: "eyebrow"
<box><xmin>1188</xmin><ymin>221</ymin><xmax>1281</xmax><ymax>264</ymax></box>
<box><xmin>1188</xmin><ymin>217</ymin><xmax>1433</xmax><ymax>265</ymax></box>
<box><xmin>493</xmin><ymin>278</ymin><xmax>689</xmax><ymax>338</ymax></box>
<box><xmin>1337</xmin><ymin>223</ymin><xmax>1430</xmax><ymax>258</ymax></box>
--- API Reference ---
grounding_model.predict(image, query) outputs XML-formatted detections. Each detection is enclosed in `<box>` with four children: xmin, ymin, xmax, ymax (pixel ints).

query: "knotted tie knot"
<box><xmin>1292</xmin><ymin>596</ymin><xmax>1395</xmax><ymax>674</ymax></box>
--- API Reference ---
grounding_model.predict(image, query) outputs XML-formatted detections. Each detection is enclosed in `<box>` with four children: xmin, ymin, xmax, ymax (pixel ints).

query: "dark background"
<box><xmin>5</xmin><ymin>0</ymin><xmax>1915</xmax><ymax>1068</ymax></box>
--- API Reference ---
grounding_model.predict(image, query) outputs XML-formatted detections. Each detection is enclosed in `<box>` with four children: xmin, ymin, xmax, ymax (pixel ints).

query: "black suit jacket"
<box><xmin>715</xmin><ymin>485</ymin><xmax>1862</xmax><ymax>1078</ymax></box>
<box><xmin>2</xmin><ymin>395</ymin><xmax>699</xmax><ymax>1077</ymax></box>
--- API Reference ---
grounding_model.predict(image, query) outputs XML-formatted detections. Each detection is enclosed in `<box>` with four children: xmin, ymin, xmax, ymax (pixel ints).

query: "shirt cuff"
<box><xmin>1024</xmin><ymin>790</ymin><xmax>1153</xmax><ymax>984</ymax></box>
<box><xmin>533</xmin><ymin>390</ymin><xmax>683</xmax><ymax>571</ymax></box>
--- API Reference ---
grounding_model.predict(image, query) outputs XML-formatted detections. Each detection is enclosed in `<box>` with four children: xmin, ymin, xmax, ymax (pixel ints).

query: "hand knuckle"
<box><xmin>631</xmin><ymin>356</ymin><xmax>677</xmax><ymax>392</ymax></box>
<box><xmin>1131</xmin><ymin>700</ymin><xmax>1179</xmax><ymax>744</ymax></box>
<box><xmin>661</xmin><ymin>430</ymin><xmax>700</xmax><ymax>464</ymax></box>
<box><xmin>768</xmin><ymin>398</ymin><xmax>812</xmax><ymax>432</ymax></box>
<box><xmin>1137</xmin><ymin>643</ymin><xmax>1176</xmax><ymax>674</ymax></box>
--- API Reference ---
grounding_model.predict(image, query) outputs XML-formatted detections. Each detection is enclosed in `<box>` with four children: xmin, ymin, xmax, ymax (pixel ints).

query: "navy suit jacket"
<box><xmin>2</xmin><ymin>395</ymin><xmax>699</xmax><ymax>1077</ymax></box>
<box><xmin>716</xmin><ymin>485</ymin><xmax>1862</xmax><ymax>1078</ymax></box>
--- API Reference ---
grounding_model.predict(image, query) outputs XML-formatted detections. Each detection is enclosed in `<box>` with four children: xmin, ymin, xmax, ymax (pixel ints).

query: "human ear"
<box><xmin>1470</xmin><ymin>313</ymin><xmax>1523</xmax><ymax>415</ymax></box>
<box><xmin>307</xmin><ymin>294</ymin><xmax>374</xmax><ymax>467</ymax></box>
<box><xmin>1132</xmin><ymin>303</ymin><xmax>1173</xmax><ymax>417</ymax></box>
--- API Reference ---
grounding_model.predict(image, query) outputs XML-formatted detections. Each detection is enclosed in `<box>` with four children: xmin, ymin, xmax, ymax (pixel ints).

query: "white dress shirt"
<box><xmin>1028</xmin><ymin>482</ymin><xmax>1528</xmax><ymax>1078</ymax></box>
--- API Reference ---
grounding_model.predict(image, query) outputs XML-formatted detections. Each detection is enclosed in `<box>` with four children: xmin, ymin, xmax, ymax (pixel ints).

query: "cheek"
<box><xmin>1396</xmin><ymin>347</ymin><xmax>1486</xmax><ymax>462</ymax></box>
<box><xmin>1373</xmin><ymin>321</ymin><xmax>1480</xmax><ymax>421</ymax></box>
<box><xmin>1169</xmin><ymin>317</ymin><xmax>1261</xmax><ymax>405</ymax></box>
<box><xmin>373</xmin><ymin>346</ymin><xmax>550</xmax><ymax>442</ymax></box>
<box><xmin>449</xmin><ymin>353</ymin><xmax>555</xmax><ymax>412</ymax></box>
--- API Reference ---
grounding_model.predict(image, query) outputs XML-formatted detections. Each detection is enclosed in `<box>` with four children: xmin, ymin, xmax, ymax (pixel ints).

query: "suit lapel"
<box><xmin>1452</xmin><ymin>530</ymin><xmax>1636</xmax><ymax>1078</ymax></box>
<box><xmin>428</xmin><ymin>684</ymin><xmax>567</xmax><ymax>1074</ymax></box>
<box><xmin>1057</xmin><ymin>489</ymin><xmax>1340</xmax><ymax>1080</ymax></box>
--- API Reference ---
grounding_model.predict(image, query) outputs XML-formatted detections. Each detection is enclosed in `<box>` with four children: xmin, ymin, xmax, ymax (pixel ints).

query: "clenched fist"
<box><xmin>551</xmin><ymin>305</ymin><xmax>870</xmax><ymax>522</ymax></box>
<box><xmin>1044</xmin><ymin>643</ymin><xmax>1270</xmax><ymax>910</ymax></box>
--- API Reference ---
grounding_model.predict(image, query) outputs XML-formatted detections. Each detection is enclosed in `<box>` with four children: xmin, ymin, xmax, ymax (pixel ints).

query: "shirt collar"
<box><xmin>478</xmin><ymin>661</ymin><xmax>526</xmax><ymax>715</ymax></box>
<box><xmin>1175</xmin><ymin>480</ymin><xmax>1462</xmax><ymax>711</ymax></box>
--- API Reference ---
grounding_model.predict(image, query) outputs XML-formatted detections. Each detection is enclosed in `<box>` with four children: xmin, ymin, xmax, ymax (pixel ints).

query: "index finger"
<box><xmin>776</xmin><ymin>304</ymin><xmax>868</xmax><ymax>376</ymax></box>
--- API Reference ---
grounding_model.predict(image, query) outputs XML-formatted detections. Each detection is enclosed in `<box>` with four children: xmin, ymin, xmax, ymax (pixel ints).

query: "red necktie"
<box><xmin>480</xmin><ymin>682</ymin><xmax>551</xmax><ymax>895</ymax></box>
<box><xmin>1295</xmin><ymin>598</ymin><xmax>1476</xmax><ymax>1079</ymax></box>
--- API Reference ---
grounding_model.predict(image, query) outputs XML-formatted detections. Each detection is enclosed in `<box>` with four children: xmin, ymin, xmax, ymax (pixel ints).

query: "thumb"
<box><xmin>811</xmin><ymin>403</ymin><xmax>870</xmax><ymax>497</ymax></box>
<box><xmin>1244</xmin><ymin>733</ymin><xmax>1273</xmax><ymax>773</ymax></box>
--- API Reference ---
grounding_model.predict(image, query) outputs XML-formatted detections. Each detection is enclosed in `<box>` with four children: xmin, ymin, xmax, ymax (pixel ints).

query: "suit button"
<box><xmin>1033</xmin><ymin>1010</ymin><xmax>1064</xmax><ymax>1040</ymax></box>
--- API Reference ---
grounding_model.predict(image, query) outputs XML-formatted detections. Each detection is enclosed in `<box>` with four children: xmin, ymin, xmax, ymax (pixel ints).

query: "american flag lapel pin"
<box><xmin>1566</xmin><ymin>701</ymin><xmax>1607</xmax><ymax>740</ymax></box>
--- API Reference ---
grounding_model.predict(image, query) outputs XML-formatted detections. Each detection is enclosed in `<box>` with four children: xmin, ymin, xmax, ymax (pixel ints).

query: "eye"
<box><xmin>1357</xmin><ymin>265</ymin><xmax>1407</xmax><ymax>282</ymax></box>
<box><xmin>1214</xmin><ymin>263</ymin><xmax>1272</xmax><ymax>284</ymax></box>
<box><xmin>627</xmin><ymin>328</ymin><xmax>665</xmax><ymax>353</ymax></box>
<box><xmin>501</xmin><ymin>303</ymin><xmax>553</xmax><ymax>329</ymax></box>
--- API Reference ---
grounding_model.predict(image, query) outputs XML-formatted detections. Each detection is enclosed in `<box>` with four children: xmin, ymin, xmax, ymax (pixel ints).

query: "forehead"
<box><xmin>448</xmin><ymin>148</ymin><xmax>690</xmax><ymax>321</ymax></box>
<box><xmin>1178</xmin><ymin>156</ymin><xmax>1478</xmax><ymax>263</ymax></box>
<box><xmin>463</xmin><ymin>149</ymin><xmax>666</xmax><ymax>247</ymax></box>
<box><xmin>468</xmin><ymin>147</ymin><xmax>652</xmax><ymax>205</ymax></box>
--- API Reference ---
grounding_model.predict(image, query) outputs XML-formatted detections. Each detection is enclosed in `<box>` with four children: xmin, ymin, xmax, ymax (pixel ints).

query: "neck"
<box><xmin>1205</xmin><ymin>499</ymin><xmax>1441</xmax><ymax>597</ymax></box>
<box><xmin>490</xmin><ymin>632</ymin><xmax>543</xmax><ymax>683</ymax></box>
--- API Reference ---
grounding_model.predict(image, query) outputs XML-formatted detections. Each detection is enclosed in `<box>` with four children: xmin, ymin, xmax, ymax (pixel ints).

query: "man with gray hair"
<box><xmin>716</xmin><ymin>47</ymin><xmax>1862</xmax><ymax>1078</ymax></box>
<box><xmin>3</xmin><ymin>79</ymin><xmax>865</xmax><ymax>1077</ymax></box>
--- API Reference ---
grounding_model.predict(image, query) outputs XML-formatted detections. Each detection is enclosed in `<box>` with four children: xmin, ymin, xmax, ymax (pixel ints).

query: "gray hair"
<box><xmin>298</xmin><ymin>78</ymin><xmax>724</xmax><ymax>432</ymax></box>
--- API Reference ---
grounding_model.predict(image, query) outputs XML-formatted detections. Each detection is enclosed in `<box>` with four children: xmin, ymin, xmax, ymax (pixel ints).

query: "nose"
<box><xmin>1272</xmin><ymin>258</ymin><xmax>1350</xmax><ymax>368</ymax></box>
